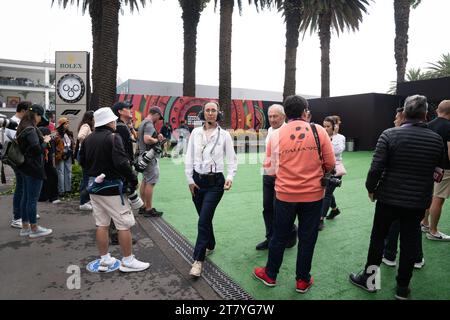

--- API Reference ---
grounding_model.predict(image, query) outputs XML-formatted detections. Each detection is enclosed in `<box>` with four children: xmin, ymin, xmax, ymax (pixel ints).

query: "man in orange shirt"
<box><xmin>253</xmin><ymin>95</ymin><xmax>335</xmax><ymax>293</ymax></box>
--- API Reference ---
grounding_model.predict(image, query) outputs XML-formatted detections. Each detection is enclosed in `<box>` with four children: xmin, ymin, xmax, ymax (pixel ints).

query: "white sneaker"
<box><xmin>98</xmin><ymin>256</ymin><xmax>118</xmax><ymax>272</ymax></box>
<box><xmin>19</xmin><ymin>228</ymin><xmax>31</xmax><ymax>237</ymax></box>
<box><xmin>420</xmin><ymin>223</ymin><xmax>430</xmax><ymax>233</ymax></box>
<box><xmin>382</xmin><ymin>257</ymin><xmax>396</xmax><ymax>267</ymax></box>
<box><xmin>414</xmin><ymin>258</ymin><xmax>425</xmax><ymax>269</ymax></box>
<box><xmin>29</xmin><ymin>226</ymin><xmax>53</xmax><ymax>238</ymax></box>
<box><xmin>79</xmin><ymin>203</ymin><xmax>93</xmax><ymax>211</ymax></box>
<box><xmin>52</xmin><ymin>199</ymin><xmax>61</xmax><ymax>204</ymax></box>
<box><xmin>11</xmin><ymin>219</ymin><xmax>22</xmax><ymax>229</ymax></box>
<box><xmin>426</xmin><ymin>231</ymin><xmax>450</xmax><ymax>241</ymax></box>
<box><xmin>189</xmin><ymin>261</ymin><xmax>203</xmax><ymax>277</ymax></box>
<box><xmin>119</xmin><ymin>256</ymin><xmax>150</xmax><ymax>273</ymax></box>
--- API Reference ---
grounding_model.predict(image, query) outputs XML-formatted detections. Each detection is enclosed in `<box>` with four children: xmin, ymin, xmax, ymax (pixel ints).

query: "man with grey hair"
<box><xmin>349</xmin><ymin>95</ymin><xmax>444</xmax><ymax>300</ymax></box>
<box><xmin>422</xmin><ymin>100</ymin><xmax>450</xmax><ymax>241</ymax></box>
<box><xmin>256</xmin><ymin>104</ymin><xmax>297</xmax><ymax>250</ymax></box>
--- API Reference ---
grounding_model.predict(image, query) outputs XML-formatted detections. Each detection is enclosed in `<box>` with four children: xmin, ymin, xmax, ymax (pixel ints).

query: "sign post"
<box><xmin>55</xmin><ymin>51</ymin><xmax>90</xmax><ymax>133</ymax></box>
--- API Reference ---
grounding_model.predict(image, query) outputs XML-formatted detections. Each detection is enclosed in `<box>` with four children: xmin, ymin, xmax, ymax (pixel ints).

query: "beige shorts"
<box><xmin>434</xmin><ymin>170</ymin><xmax>450</xmax><ymax>199</ymax></box>
<box><xmin>90</xmin><ymin>194</ymin><xmax>135</xmax><ymax>231</ymax></box>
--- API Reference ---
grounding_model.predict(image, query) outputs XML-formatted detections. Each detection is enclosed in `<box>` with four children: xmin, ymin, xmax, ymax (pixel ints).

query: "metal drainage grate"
<box><xmin>149</xmin><ymin>218</ymin><xmax>253</xmax><ymax>300</ymax></box>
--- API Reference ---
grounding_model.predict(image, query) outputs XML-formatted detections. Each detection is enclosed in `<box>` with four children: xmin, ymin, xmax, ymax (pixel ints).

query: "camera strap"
<box><xmin>310</xmin><ymin>123</ymin><xmax>326</xmax><ymax>174</ymax></box>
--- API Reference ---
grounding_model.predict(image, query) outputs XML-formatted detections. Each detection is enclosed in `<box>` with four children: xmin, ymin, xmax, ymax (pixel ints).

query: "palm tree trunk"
<box><xmin>97</xmin><ymin>0</ymin><xmax>120</xmax><ymax>109</ymax></box>
<box><xmin>283</xmin><ymin>0</ymin><xmax>302</xmax><ymax>102</ymax></box>
<box><xmin>319</xmin><ymin>12</ymin><xmax>331</xmax><ymax>98</ymax></box>
<box><xmin>219</xmin><ymin>0</ymin><xmax>234</xmax><ymax>128</ymax></box>
<box><xmin>89</xmin><ymin>0</ymin><xmax>103</xmax><ymax>110</ymax></box>
<box><xmin>394</xmin><ymin>0</ymin><xmax>411</xmax><ymax>85</ymax></box>
<box><xmin>182</xmin><ymin>2</ymin><xmax>201</xmax><ymax>97</ymax></box>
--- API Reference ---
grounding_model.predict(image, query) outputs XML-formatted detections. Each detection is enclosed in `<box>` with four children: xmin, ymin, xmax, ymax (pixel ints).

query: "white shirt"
<box><xmin>4</xmin><ymin>115</ymin><xmax>21</xmax><ymax>143</ymax></box>
<box><xmin>331</xmin><ymin>133</ymin><xmax>346</xmax><ymax>161</ymax></box>
<box><xmin>185</xmin><ymin>125</ymin><xmax>237</xmax><ymax>184</ymax></box>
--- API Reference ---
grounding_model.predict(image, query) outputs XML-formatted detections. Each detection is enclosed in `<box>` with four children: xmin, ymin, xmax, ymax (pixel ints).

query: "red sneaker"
<box><xmin>253</xmin><ymin>267</ymin><xmax>276</xmax><ymax>287</ymax></box>
<box><xmin>296</xmin><ymin>277</ymin><xmax>314</xmax><ymax>293</ymax></box>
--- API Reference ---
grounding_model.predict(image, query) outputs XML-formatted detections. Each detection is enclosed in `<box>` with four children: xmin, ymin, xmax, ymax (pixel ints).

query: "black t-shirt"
<box><xmin>428</xmin><ymin>117</ymin><xmax>450</xmax><ymax>169</ymax></box>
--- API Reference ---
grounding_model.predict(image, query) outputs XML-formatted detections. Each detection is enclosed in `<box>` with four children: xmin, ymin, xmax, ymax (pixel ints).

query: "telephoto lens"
<box><xmin>128</xmin><ymin>191</ymin><xmax>144</xmax><ymax>210</ymax></box>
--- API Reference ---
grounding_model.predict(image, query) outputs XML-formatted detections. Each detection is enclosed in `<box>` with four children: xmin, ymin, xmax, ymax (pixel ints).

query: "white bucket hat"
<box><xmin>94</xmin><ymin>107</ymin><xmax>118</xmax><ymax>128</ymax></box>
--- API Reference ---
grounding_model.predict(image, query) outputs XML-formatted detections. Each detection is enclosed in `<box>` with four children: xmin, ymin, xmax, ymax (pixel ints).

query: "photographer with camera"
<box><xmin>3</xmin><ymin>101</ymin><xmax>30</xmax><ymax>229</ymax></box>
<box><xmin>137</xmin><ymin>106</ymin><xmax>165</xmax><ymax>218</ymax></box>
<box><xmin>54</xmin><ymin>117</ymin><xmax>74</xmax><ymax>197</ymax></box>
<box><xmin>79</xmin><ymin>107</ymin><xmax>149</xmax><ymax>273</ymax></box>
<box><xmin>253</xmin><ymin>95</ymin><xmax>335</xmax><ymax>294</ymax></box>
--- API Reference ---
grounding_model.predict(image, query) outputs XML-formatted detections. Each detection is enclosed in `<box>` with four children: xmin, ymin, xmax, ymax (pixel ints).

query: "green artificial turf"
<box><xmin>154</xmin><ymin>152</ymin><xmax>450</xmax><ymax>300</ymax></box>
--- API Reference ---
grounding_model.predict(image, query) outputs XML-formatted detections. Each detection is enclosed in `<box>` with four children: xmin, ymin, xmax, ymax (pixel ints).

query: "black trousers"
<box><xmin>39</xmin><ymin>163</ymin><xmax>59</xmax><ymax>202</ymax></box>
<box><xmin>365</xmin><ymin>201</ymin><xmax>425</xmax><ymax>287</ymax></box>
<box><xmin>262</xmin><ymin>175</ymin><xmax>296</xmax><ymax>242</ymax></box>
<box><xmin>384</xmin><ymin>219</ymin><xmax>423</xmax><ymax>263</ymax></box>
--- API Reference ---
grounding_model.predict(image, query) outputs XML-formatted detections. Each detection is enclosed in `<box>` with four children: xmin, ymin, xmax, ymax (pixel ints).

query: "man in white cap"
<box><xmin>79</xmin><ymin>107</ymin><xmax>149</xmax><ymax>272</ymax></box>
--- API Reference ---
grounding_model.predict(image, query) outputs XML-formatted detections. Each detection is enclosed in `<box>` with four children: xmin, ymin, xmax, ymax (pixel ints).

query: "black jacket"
<box><xmin>366</xmin><ymin>122</ymin><xmax>444</xmax><ymax>210</ymax></box>
<box><xmin>116</xmin><ymin>120</ymin><xmax>134</xmax><ymax>161</ymax></box>
<box><xmin>79</xmin><ymin>126</ymin><xmax>137</xmax><ymax>195</ymax></box>
<box><xmin>17</xmin><ymin>126</ymin><xmax>46</xmax><ymax>180</ymax></box>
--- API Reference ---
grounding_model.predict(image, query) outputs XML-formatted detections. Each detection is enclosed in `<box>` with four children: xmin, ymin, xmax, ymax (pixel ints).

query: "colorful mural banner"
<box><xmin>117</xmin><ymin>94</ymin><xmax>276</xmax><ymax>131</ymax></box>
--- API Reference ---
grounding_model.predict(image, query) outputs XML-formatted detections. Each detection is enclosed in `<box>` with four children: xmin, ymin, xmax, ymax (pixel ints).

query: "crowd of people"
<box><xmin>2</xmin><ymin>94</ymin><xmax>449</xmax><ymax>299</ymax></box>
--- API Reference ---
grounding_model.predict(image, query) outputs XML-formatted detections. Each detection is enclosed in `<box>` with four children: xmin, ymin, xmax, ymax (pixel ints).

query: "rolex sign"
<box><xmin>55</xmin><ymin>51</ymin><xmax>90</xmax><ymax>134</ymax></box>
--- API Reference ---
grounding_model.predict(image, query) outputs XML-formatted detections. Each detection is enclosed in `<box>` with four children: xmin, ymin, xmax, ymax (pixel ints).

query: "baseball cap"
<box><xmin>29</xmin><ymin>104</ymin><xmax>48</xmax><ymax>122</ymax></box>
<box><xmin>149</xmin><ymin>106</ymin><xmax>163</xmax><ymax>118</ymax></box>
<box><xmin>112</xmin><ymin>101</ymin><xmax>133</xmax><ymax>117</ymax></box>
<box><xmin>94</xmin><ymin>107</ymin><xmax>118</xmax><ymax>128</ymax></box>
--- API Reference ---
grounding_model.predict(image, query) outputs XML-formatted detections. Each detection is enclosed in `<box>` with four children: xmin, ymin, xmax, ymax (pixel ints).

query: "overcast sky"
<box><xmin>2</xmin><ymin>0</ymin><xmax>449</xmax><ymax>98</ymax></box>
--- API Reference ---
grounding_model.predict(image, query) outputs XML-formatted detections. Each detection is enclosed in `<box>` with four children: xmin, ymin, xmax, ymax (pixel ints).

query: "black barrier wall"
<box><xmin>307</xmin><ymin>93</ymin><xmax>403</xmax><ymax>151</ymax></box>
<box><xmin>397</xmin><ymin>76</ymin><xmax>450</xmax><ymax>104</ymax></box>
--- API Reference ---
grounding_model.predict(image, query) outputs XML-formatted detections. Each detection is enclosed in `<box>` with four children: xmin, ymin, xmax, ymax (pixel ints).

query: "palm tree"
<box><xmin>275</xmin><ymin>0</ymin><xmax>303</xmax><ymax>101</ymax></box>
<box><xmin>214</xmin><ymin>1</ymin><xmax>271</xmax><ymax>128</ymax></box>
<box><xmin>388</xmin><ymin>67</ymin><xmax>431</xmax><ymax>94</ymax></box>
<box><xmin>179</xmin><ymin>0</ymin><xmax>210</xmax><ymax>97</ymax></box>
<box><xmin>52</xmin><ymin>0</ymin><xmax>147</xmax><ymax>109</ymax></box>
<box><xmin>394</xmin><ymin>0</ymin><xmax>421</xmax><ymax>86</ymax></box>
<box><xmin>301</xmin><ymin>0</ymin><xmax>370</xmax><ymax>98</ymax></box>
<box><xmin>427</xmin><ymin>53</ymin><xmax>450</xmax><ymax>78</ymax></box>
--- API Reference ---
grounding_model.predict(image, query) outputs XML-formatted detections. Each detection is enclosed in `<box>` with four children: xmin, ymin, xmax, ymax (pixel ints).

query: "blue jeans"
<box><xmin>191</xmin><ymin>171</ymin><xmax>225</xmax><ymax>262</ymax></box>
<box><xmin>20</xmin><ymin>174</ymin><xmax>43</xmax><ymax>225</ymax></box>
<box><xmin>13</xmin><ymin>169</ymin><xmax>24</xmax><ymax>220</ymax></box>
<box><xmin>266</xmin><ymin>198</ymin><xmax>323</xmax><ymax>282</ymax></box>
<box><xmin>321</xmin><ymin>177</ymin><xmax>341</xmax><ymax>218</ymax></box>
<box><xmin>79</xmin><ymin>169</ymin><xmax>90</xmax><ymax>205</ymax></box>
<box><xmin>56</xmin><ymin>159</ymin><xmax>72</xmax><ymax>194</ymax></box>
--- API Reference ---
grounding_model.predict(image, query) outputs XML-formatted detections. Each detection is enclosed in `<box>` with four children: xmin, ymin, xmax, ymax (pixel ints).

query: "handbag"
<box><xmin>2</xmin><ymin>127</ymin><xmax>34</xmax><ymax>169</ymax></box>
<box><xmin>335</xmin><ymin>160</ymin><xmax>347</xmax><ymax>177</ymax></box>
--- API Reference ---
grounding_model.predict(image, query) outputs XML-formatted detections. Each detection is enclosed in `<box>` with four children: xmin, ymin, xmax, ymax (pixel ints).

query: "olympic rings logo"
<box><xmin>62</xmin><ymin>83</ymin><xmax>81</xmax><ymax>98</ymax></box>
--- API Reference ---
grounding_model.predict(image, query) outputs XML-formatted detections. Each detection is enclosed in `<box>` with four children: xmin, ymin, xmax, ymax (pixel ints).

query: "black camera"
<box><xmin>133</xmin><ymin>139</ymin><xmax>167</xmax><ymax>172</ymax></box>
<box><xmin>0</xmin><ymin>117</ymin><xmax>18</xmax><ymax>130</ymax></box>
<box><xmin>321</xmin><ymin>172</ymin><xmax>342</xmax><ymax>188</ymax></box>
